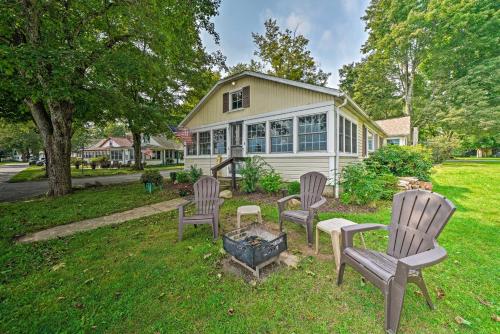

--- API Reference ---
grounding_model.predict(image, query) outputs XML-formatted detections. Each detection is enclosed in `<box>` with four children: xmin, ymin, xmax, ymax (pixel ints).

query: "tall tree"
<box><xmin>250</xmin><ymin>19</ymin><xmax>330</xmax><ymax>86</ymax></box>
<box><xmin>227</xmin><ymin>60</ymin><xmax>265</xmax><ymax>76</ymax></box>
<box><xmin>0</xmin><ymin>0</ymin><xmax>221</xmax><ymax>195</ymax></box>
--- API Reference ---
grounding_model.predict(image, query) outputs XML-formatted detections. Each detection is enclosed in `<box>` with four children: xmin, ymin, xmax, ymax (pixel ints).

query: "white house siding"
<box><xmin>339</xmin><ymin>156</ymin><xmax>362</xmax><ymax>174</ymax></box>
<box><xmin>184</xmin><ymin>157</ymin><xmax>216</xmax><ymax>176</ymax></box>
<box><xmin>263</xmin><ymin>156</ymin><xmax>330</xmax><ymax>181</ymax></box>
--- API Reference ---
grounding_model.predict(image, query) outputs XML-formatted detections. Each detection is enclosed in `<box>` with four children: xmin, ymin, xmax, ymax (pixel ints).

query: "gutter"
<box><xmin>335</xmin><ymin>94</ymin><xmax>348</xmax><ymax>198</ymax></box>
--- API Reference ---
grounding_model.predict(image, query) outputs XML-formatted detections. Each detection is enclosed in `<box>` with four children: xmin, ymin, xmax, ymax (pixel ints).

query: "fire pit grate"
<box><xmin>223</xmin><ymin>223</ymin><xmax>287</xmax><ymax>278</ymax></box>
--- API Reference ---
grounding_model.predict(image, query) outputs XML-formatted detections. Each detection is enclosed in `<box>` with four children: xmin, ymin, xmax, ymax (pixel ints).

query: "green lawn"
<box><xmin>8</xmin><ymin>164</ymin><xmax>183</xmax><ymax>182</ymax></box>
<box><xmin>0</xmin><ymin>162</ymin><xmax>498</xmax><ymax>333</ymax></box>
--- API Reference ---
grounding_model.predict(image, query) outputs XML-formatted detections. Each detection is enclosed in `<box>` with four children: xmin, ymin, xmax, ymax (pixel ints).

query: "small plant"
<box><xmin>239</xmin><ymin>156</ymin><xmax>272</xmax><ymax>193</ymax></box>
<box><xmin>140</xmin><ymin>170</ymin><xmax>163</xmax><ymax>186</ymax></box>
<box><xmin>90</xmin><ymin>161</ymin><xmax>97</xmax><ymax>170</ymax></box>
<box><xmin>260</xmin><ymin>171</ymin><xmax>282</xmax><ymax>194</ymax></box>
<box><xmin>71</xmin><ymin>157</ymin><xmax>83</xmax><ymax>169</ymax></box>
<box><xmin>175</xmin><ymin>170</ymin><xmax>190</xmax><ymax>183</ymax></box>
<box><xmin>286</xmin><ymin>181</ymin><xmax>301</xmax><ymax>195</ymax></box>
<box><xmin>188</xmin><ymin>165</ymin><xmax>203</xmax><ymax>183</ymax></box>
<box><xmin>169</xmin><ymin>171</ymin><xmax>177</xmax><ymax>182</ymax></box>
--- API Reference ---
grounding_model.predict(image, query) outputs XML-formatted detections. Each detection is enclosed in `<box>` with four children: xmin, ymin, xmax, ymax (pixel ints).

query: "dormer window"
<box><xmin>231</xmin><ymin>90</ymin><xmax>243</xmax><ymax>110</ymax></box>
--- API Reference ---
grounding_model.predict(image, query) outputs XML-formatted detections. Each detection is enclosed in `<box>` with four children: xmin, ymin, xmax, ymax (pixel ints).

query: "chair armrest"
<box><xmin>398</xmin><ymin>241</ymin><xmax>447</xmax><ymax>270</ymax></box>
<box><xmin>177</xmin><ymin>200</ymin><xmax>193</xmax><ymax>209</ymax></box>
<box><xmin>309</xmin><ymin>196</ymin><xmax>327</xmax><ymax>211</ymax></box>
<box><xmin>341</xmin><ymin>223</ymin><xmax>389</xmax><ymax>249</ymax></box>
<box><xmin>277</xmin><ymin>194</ymin><xmax>300</xmax><ymax>212</ymax></box>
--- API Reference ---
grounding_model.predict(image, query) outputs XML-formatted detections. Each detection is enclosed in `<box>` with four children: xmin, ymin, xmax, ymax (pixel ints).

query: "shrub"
<box><xmin>286</xmin><ymin>181</ymin><xmax>301</xmax><ymax>195</ymax></box>
<box><xmin>71</xmin><ymin>157</ymin><xmax>83</xmax><ymax>169</ymax></box>
<box><xmin>260</xmin><ymin>171</ymin><xmax>282</xmax><ymax>194</ymax></box>
<box><xmin>188</xmin><ymin>165</ymin><xmax>203</xmax><ymax>183</ymax></box>
<box><xmin>341</xmin><ymin>163</ymin><xmax>397</xmax><ymax>205</ymax></box>
<box><xmin>175</xmin><ymin>170</ymin><xmax>190</xmax><ymax>183</ymax></box>
<box><xmin>425</xmin><ymin>134</ymin><xmax>460</xmax><ymax>163</ymax></box>
<box><xmin>90</xmin><ymin>161</ymin><xmax>97</xmax><ymax>170</ymax></box>
<box><xmin>140</xmin><ymin>170</ymin><xmax>163</xmax><ymax>186</ymax></box>
<box><xmin>239</xmin><ymin>156</ymin><xmax>272</xmax><ymax>193</ymax></box>
<box><xmin>364</xmin><ymin>145</ymin><xmax>432</xmax><ymax>181</ymax></box>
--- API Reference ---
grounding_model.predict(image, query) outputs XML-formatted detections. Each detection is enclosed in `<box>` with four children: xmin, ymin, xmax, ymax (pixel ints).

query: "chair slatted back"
<box><xmin>194</xmin><ymin>176</ymin><xmax>220</xmax><ymax>215</ymax></box>
<box><xmin>300</xmin><ymin>172</ymin><xmax>327</xmax><ymax>210</ymax></box>
<box><xmin>387</xmin><ymin>190</ymin><xmax>456</xmax><ymax>259</ymax></box>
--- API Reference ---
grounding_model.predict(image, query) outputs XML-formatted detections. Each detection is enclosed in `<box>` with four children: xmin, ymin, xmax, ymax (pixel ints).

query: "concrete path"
<box><xmin>17</xmin><ymin>197</ymin><xmax>188</xmax><ymax>243</ymax></box>
<box><xmin>0</xmin><ymin>163</ymin><xmax>28</xmax><ymax>183</ymax></box>
<box><xmin>0</xmin><ymin>169</ymin><xmax>180</xmax><ymax>202</ymax></box>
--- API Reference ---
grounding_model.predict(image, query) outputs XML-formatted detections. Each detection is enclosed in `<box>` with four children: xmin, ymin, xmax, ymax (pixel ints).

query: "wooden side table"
<box><xmin>315</xmin><ymin>218</ymin><xmax>366</xmax><ymax>272</ymax></box>
<box><xmin>236</xmin><ymin>205</ymin><xmax>262</xmax><ymax>228</ymax></box>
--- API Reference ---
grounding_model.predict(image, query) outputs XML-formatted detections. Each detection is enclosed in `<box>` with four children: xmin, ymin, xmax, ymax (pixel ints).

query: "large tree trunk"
<box><xmin>132</xmin><ymin>131</ymin><xmax>143</xmax><ymax>170</ymax></box>
<box><xmin>27</xmin><ymin>100</ymin><xmax>73</xmax><ymax>196</ymax></box>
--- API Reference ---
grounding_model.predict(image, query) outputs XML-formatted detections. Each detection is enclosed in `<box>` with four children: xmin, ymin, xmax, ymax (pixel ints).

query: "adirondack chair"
<box><xmin>278</xmin><ymin>172</ymin><xmax>327</xmax><ymax>247</ymax></box>
<box><xmin>178</xmin><ymin>176</ymin><xmax>224</xmax><ymax>241</ymax></box>
<box><xmin>337</xmin><ymin>189</ymin><xmax>456</xmax><ymax>334</ymax></box>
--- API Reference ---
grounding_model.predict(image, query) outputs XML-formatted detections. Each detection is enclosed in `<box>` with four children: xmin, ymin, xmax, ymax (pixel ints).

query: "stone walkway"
<box><xmin>17</xmin><ymin>197</ymin><xmax>188</xmax><ymax>243</ymax></box>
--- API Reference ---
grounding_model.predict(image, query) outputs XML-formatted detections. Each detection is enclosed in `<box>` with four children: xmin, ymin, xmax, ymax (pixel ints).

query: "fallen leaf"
<box><xmin>159</xmin><ymin>292</ymin><xmax>166</xmax><ymax>298</ymax></box>
<box><xmin>436</xmin><ymin>288</ymin><xmax>445</xmax><ymax>300</ymax></box>
<box><xmin>249</xmin><ymin>280</ymin><xmax>257</xmax><ymax>287</ymax></box>
<box><xmin>477</xmin><ymin>296</ymin><xmax>493</xmax><ymax>307</ymax></box>
<box><xmin>219</xmin><ymin>248</ymin><xmax>226</xmax><ymax>255</ymax></box>
<box><xmin>491</xmin><ymin>315</ymin><xmax>500</xmax><ymax>322</ymax></box>
<box><xmin>203</xmin><ymin>253</ymin><xmax>212</xmax><ymax>259</ymax></box>
<box><xmin>305</xmin><ymin>270</ymin><xmax>316</xmax><ymax>277</ymax></box>
<box><xmin>57</xmin><ymin>296</ymin><xmax>65</xmax><ymax>301</ymax></box>
<box><xmin>228</xmin><ymin>308</ymin><xmax>235</xmax><ymax>316</ymax></box>
<box><xmin>51</xmin><ymin>262</ymin><xmax>65</xmax><ymax>271</ymax></box>
<box><xmin>360</xmin><ymin>277</ymin><xmax>366</xmax><ymax>287</ymax></box>
<box><xmin>414</xmin><ymin>290</ymin><xmax>423</xmax><ymax>297</ymax></box>
<box><xmin>187</xmin><ymin>246</ymin><xmax>193</xmax><ymax>251</ymax></box>
<box><xmin>84</xmin><ymin>278</ymin><xmax>94</xmax><ymax>285</ymax></box>
<box><xmin>454</xmin><ymin>316</ymin><xmax>471</xmax><ymax>326</ymax></box>
<box><xmin>217</xmin><ymin>273</ymin><xmax>222</xmax><ymax>279</ymax></box>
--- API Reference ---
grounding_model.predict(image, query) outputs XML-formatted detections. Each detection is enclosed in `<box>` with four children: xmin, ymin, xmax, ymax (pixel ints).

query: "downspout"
<box><xmin>335</xmin><ymin>93</ymin><xmax>348</xmax><ymax>199</ymax></box>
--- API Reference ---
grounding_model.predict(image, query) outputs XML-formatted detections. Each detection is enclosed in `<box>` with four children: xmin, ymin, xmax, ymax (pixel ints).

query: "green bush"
<box><xmin>260</xmin><ymin>171</ymin><xmax>282</xmax><ymax>194</ymax></box>
<box><xmin>175</xmin><ymin>170</ymin><xmax>190</xmax><ymax>184</ymax></box>
<box><xmin>239</xmin><ymin>156</ymin><xmax>272</xmax><ymax>193</ymax></box>
<box><xmin>169</xmin><ymin>171</ymin><xmax>177</xmax><ymax>182</ymax></box>
<box><xmin>188</xmin><ymin>165</ymin><xmax>203</xmax><ymax>183</ymax></box>
<box><xmin>425</xmin><ymin>134</ymin><xmax>460</xmax><ymax>163</ymax></box>
<box><xmin>341</xmin><ymin>163</ymin><xmax>397</xmax><ymax>205</ymax></box>
<box><xmin>287</xmin><ymin>181</ymin><xmax>301</xmax><ymax>195</ymax></box>
<box><xmin>364</xmin><ymin>145</ymin><xmax>432</xmax><ymax>181</ymax></box>
<box><xmin>140</xmin><ymin>170</ymin><xmax>163</xmax><ymax>186</ymax></box>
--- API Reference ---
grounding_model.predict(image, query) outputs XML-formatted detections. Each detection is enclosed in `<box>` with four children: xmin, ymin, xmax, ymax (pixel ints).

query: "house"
<box><xmin>81</xmin><ymin>135</ymin><xmax>183</xmax><ymax>165</ymax></box>
<box><xmin>178</xmin><ymin>71</ymin><xmax>390</xmax><ymax>196</ymax></box>
<box><xmin>375</xmin><ymin>116</ymin><xmax>411</xmax><ymax>146</ymax></box>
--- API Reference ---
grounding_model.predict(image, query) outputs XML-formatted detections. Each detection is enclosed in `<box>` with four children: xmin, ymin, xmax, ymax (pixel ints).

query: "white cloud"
<box><xmin>285</xmin><ymin>12</ymin><xmax>311</xmax><ymax>36</ymax></box>
<box><xmin>319</xmin><ymin>29</ymin><xmax>333</xmax><ymax>48</ymax></box>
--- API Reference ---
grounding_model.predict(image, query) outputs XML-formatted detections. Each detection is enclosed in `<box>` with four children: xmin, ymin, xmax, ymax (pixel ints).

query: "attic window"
<box><xmin>231</xmin><ymin>90</ymin><xmax>243</xmax><ymax>110</ymax></box>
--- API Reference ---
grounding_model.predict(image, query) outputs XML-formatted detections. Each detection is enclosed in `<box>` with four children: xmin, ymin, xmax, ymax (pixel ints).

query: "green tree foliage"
<box><xmin>0</xmin><ymin>0</ymin><xmax>222</xmax><ymax>195</ymax></box>
<box><xmin>0</xmin><ymin>120</ymin><xmax>42</xmax><ymax>160</ymax></box>
<box><xmin>231</xmin><ymin>19</ymin><xmax>330</xmax><ymax>86</ymax></box>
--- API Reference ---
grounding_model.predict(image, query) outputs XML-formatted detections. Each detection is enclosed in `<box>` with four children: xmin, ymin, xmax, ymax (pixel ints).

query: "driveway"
<box><xmin>0</xmin><ymin>169</ymin><xmax>180</xmax><ymax>203</ymax></box>
<box><xmin>0</xmin><ymin>163</ymin><xmax>28</xmax><ymax>183</ymax></box>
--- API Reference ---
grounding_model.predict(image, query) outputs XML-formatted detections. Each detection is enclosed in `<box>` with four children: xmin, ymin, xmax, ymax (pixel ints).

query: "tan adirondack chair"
<box><xmin>337</xmin><ymin>189</ymin><xmax>456</xmax><ymax>334</ymax></box>
<box><xmin>278</xmin><ymin>172</ymin><xmax>327</xmax><ymax>247</ymax></box>
<box><xmin>178</xmin><ymin>176</ymin><xmax>224</xmax><ymax>241</ymax></box>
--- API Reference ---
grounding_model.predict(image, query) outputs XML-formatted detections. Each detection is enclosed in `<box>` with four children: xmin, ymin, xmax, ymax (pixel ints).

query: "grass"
<box><xmin>0</xmin><ymin>161</ymin><xmax>498</xmax><ymax>333</ymax></box>
<box><xmin>8</xmin><ymin>164</ymin><xmax>183</xmax><ymax>182</ymax></box>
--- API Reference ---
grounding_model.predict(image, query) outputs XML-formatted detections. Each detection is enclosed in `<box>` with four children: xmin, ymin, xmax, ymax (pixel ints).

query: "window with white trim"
<box><xmin>368</xmin><ymin>130</ymin><xmax>374</xmax><ymax>152</ymax></box>
<box><xmin>111</xmin><ymin>150</ymin><xmax>123</xmax><ymax>161</ymax></box>
<box><xmin>187</xmin><ymin>133</ymin><xmax>197</xmax><ymax>156</ymax></box>
<box><xmin>270</xmin><ymin>119</ymin><xmax>293</xmax><ymax>153</ymax></box>
<box><xmin>338</xmin><ymin>115</ymin><xmax>358</xmax><ymax>154</ymax></box>
<box><xmin>213</xmin><ymin>128</ymin><xmax>227</xmax><ymax>154</ymax></box>
<box><xmin>230</xmin><ymin>90</ymin><xmax>243</xmax><ymax>110</ymax></box>
<box><xmin>199</xmin><ymin>131</ymin><xmax>211</xmax><ymax>155</ymax></box>
<box><xmin>247</xmin><ymin>123</ymin><xmax>266</xmax><ymax>153</ymax></box>
<box><xmin>298</xmin><ymin>114</ymin><xmax>327</xmax><ymax>151</ymax></box>
<box><xmin>387</xmin><ymin>138</ymin><xmax>401</xmax><ymax>145</ymax></box>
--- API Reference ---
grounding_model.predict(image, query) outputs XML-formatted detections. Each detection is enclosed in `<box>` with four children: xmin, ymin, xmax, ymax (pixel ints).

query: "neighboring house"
<box><xmin>81</xmin><ymin>135</ymin><xmax>183</xmax><ymax>165</ymax></box>
<box><xmin>375</xmin><ymin>116</ymin><xmax>411</xmax><ymax>146</ymax></box>
<box><xmin>178</xmin><ymin>71</ymin><xmax>388</xmax><ymax>195</ymax></box>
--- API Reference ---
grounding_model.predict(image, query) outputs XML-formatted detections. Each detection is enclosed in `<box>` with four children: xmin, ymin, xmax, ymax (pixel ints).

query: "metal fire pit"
<box><xmin>223</xmin><ymin>223</ymin><xmax>287</xmax><ymax>278</ymax></box>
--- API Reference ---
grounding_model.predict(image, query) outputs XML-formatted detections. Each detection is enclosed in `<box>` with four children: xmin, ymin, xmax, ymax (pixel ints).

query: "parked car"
<box><xmin>36</xmin><ymin>158</ymin><xmax>45</xmax><ymax>166</ymax></box>
<box><xmin>28</xmin><ymin>157</ymin><xmax>38</xmax><ymax>165</ymax></box>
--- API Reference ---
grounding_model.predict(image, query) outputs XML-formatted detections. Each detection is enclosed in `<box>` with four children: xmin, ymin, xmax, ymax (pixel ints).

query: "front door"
<box><xmin>230</xmin><ymin>122</ymin><xmax>243</xmax><ymax>158</ymax></box>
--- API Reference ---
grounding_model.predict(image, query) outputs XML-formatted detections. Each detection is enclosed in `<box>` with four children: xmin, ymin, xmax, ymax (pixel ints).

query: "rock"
<box><xmin>289</xmin><ymin>198</ymin><xmax>301</xmax><ymax>207</ymax></box>
<box><xmin>279</xmin><ymin>251</ymin><xmax>299</xmax><ymax>268</ymax></box>
<box><xmin>219</xmin><ymin>190</ymin><xmax>233</xmax><ymax>199</ymax></box>
<box><xmin>420</xmin><ymin>181</ymin><xmax>433</xmax><ymax>191</ymax></box>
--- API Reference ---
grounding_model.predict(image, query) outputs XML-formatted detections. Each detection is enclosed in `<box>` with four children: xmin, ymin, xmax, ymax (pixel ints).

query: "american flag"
<box><xmin>174</xmin><ymin>126</ymin><xmax>193</xmax><ymax>144</ymax></box>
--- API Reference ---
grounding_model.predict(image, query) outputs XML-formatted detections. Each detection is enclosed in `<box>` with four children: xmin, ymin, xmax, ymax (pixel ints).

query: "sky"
<box><xmin>201</xmin><ymin>0</ymin><xmax>370</xmax><ymax>87</ymax></box>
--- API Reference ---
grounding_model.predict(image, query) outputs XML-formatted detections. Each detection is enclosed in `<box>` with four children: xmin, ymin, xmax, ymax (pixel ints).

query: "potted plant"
<box><xmin>140</xmin><ymin>170</ymin><xmax>163</xmax><ymax>193</ymax></box>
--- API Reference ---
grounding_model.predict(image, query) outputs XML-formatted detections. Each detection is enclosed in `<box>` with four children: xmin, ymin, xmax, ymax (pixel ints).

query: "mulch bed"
<box><xmin>231</xmin><ymin>191</ymin><xmax>377</xmax><ymax>214</ymax></box>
